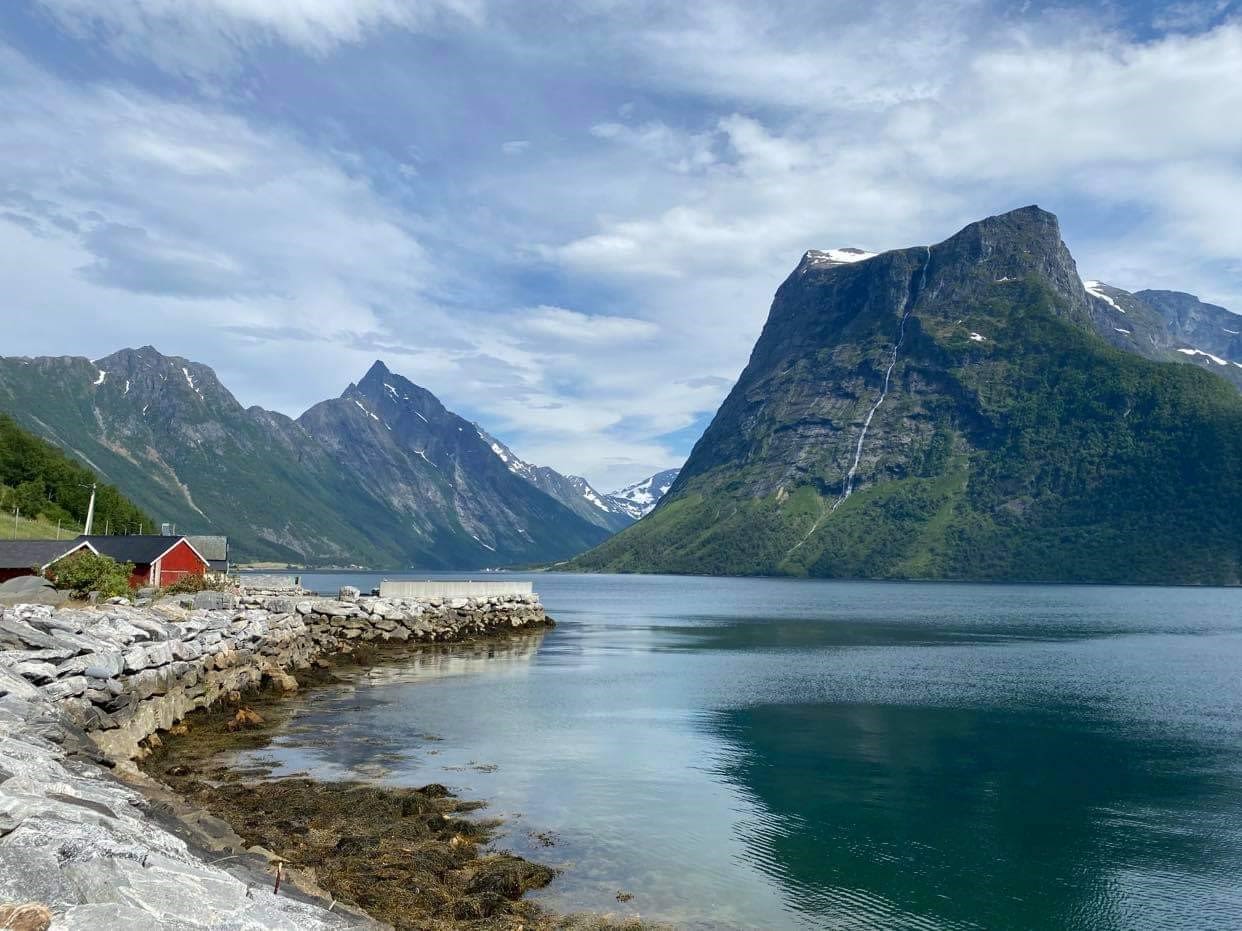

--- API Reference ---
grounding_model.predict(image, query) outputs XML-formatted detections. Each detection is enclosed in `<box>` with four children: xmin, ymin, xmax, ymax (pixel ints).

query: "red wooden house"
<box><xmin>0</xmin><ymin>539</ymin><xmax>98</xmax><ymax>583</ymax></box>
<box><xmin>77</xmin><ymin>535</ymin><xmax>209</xmax><ymax>588</ymax></box>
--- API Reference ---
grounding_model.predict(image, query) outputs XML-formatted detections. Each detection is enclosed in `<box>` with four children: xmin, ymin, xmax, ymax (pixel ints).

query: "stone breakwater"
<box><xmin>0</xmin><ymin>588</ymin><xmax>548</xmax><ymax>929</ymax></box>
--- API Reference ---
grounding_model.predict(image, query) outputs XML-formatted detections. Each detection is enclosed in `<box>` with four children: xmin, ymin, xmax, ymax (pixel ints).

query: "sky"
<box><xmin>1</xmin><ymin>0</ymin><xmax>1241</xmax><ymax>491</ymax></box>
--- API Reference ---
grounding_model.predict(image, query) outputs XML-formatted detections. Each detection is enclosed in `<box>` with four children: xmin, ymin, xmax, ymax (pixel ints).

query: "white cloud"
<box><xmin>517</xmin><ymin>306</ymin><xmax>659</xmax><ymax>344</ymax></box>
<box><xmin>5</xmin><ymin>2</ymin><xmax>1242</xmax><ymax>491</ymax></box>
<box><xmin>545</xmin><ymin>16</ymin><xmax>1242</xmax><ymax>308</ymax></box>
<box><xmin>36</xmin><ymin>0</ymin><xmax>484</xmax><ymax>73</ymax></box>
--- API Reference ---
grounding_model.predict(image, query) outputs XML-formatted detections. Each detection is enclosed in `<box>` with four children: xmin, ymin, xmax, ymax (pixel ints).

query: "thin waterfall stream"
<box><xmin>830</xmin><ymin>245</ymin><xmax>931</xmax><ymax>512</ymax></box>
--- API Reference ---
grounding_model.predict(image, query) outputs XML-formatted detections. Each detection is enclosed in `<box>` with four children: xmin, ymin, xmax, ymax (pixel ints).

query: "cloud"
<box><xmin>517</xmin><ymin>306</ymin><xmax>659</xmax><ymax>344</ymax></box>
<box><xmin>544</xmin><ymin>15</ymin><xmax>1242</xmax><ymax>309</ymax></box>
<box><xmin>36</xmin><ymin>0</ymin><xmax>484</xmax><ymax>73</ymax></box>
<box><xmin>4</xmin><ymin>2</ymin><xmax>1242</xmax><ymax>491</ymax></box>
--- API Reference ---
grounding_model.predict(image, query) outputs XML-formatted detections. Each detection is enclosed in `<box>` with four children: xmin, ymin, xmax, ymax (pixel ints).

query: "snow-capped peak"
<box><xmin>804</xmin><ymin>247</ymin><xmax>878</xmax><ymax>269</ymax></box>
<box><xmin>605</xmin><ymin>468</ymin><xmax>681</xmax><ymax>519</ymax></box>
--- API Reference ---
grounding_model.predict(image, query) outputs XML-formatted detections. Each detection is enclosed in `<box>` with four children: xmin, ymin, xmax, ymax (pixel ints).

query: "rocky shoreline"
<box><xmin>0</xmin><ymin>585</ymin><xmax>569</xmax><ymax>929</ymax></box>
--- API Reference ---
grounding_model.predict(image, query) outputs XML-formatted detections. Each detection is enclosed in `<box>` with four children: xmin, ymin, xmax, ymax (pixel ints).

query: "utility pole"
<box><xmin>83</xmin><ymin>483</ymin><xmax>98</xmax><ymax>536</ymax></box>
<box><xmin>12</xmin><ymin>507</ymin><xmax>18</xmax><ymax>540</ymax></box>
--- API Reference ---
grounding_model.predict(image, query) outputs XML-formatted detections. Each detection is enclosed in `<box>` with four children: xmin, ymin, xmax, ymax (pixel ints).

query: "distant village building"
<box><xmin>0</xmin><ymin>539</ymin><xmax>98</xmax><ymax>583</ymax></box>
<box><xmin>78</xmin><ymin>535</ymin><xmax>208</xmax><ymax>588</ymax></box>
<box><xmin>184</xmin><ymin>535</ymin><xmax>229</xmax><ymax>574</ymax></box>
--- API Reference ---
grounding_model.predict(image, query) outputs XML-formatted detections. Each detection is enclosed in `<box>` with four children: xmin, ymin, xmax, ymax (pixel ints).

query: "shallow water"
<box><xmin>239</xmin><ymin>572</ymin><xmax>1242</xmax><ymax>929</ymax></box>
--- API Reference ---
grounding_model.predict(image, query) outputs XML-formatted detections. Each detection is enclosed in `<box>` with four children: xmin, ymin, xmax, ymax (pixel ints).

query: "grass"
<box><xmin>0</xmin><ymin>505</ymin><xmax>83</xmax><ymax>540</ymax></box>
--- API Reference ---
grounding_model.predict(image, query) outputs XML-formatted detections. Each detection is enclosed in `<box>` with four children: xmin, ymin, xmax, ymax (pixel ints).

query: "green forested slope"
<box><xmin>574</xmin><ymin>209</ymin><xmax>1241</xmax><ymax>585</ymax></box>
<box><xmin>0</xmin><ymin>412</ymin><xmax>151</xmax><ymax>536</ymax></box>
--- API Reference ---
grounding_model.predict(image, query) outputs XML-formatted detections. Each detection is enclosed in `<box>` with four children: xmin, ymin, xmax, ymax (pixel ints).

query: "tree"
<box><xmin>11</xmin><ymin>478</ymin><xmax>46</xmax><ymax>519</ymax></box>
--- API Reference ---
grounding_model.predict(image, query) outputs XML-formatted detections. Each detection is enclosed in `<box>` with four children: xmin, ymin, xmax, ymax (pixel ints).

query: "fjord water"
<box><xmin>248</xmin><ymin>573</ymin><xmax>1242</xmax><ymax>929</ymax></box>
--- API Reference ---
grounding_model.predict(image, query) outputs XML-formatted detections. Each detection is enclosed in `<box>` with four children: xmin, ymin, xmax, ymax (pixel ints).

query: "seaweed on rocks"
<box><xmin>139</xmin><ymin>647</ymin><xmax>661</xmax><ymax>931</ymax></box>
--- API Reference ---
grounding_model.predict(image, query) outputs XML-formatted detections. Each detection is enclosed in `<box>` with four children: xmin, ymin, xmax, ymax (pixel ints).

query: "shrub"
<box><xmin>49</xmin><ymin>551</ymin><xmax>133</xmax><ymax>598</ymax></box>
<box><xmin>161</xmin><ymin>573</ymin><xmax>227</xmax><ymax>595</ymax></box>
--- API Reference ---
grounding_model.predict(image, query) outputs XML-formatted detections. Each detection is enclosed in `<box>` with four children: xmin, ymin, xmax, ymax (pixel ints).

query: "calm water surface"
<box><xmin>238</xmin><ymin>572</ymin><xmax>1242</xmax><ymax>929</ymax></box>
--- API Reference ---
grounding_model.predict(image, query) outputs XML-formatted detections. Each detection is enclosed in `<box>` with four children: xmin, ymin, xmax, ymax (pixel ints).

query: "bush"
<box><xmin>49</xmin><ymin>551</ymin><xmax>133</xmax><ymax>598</ymax></box>
<box><xmin>161</xmin><ymin>573</ymin><xmax>227</xmax><ymax>595</ymax></box>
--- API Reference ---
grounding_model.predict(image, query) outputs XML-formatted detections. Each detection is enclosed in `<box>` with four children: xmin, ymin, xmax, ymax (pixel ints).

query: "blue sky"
<box><xmin>1</xmin><ymin>1</ymin><xmax>1240</xmax><ymax>490</ymax></box>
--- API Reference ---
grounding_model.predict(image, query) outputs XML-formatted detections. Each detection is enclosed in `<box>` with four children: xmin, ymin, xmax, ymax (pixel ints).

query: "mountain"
<box><xmin>605</xmin><ymin>469</ymin><xmax>681</xmax><ymax>519</ymax></box>
<box><xmin>297</xmin><ymin>362</ymin><xmax>611</xmax><ymax>564</ymax></box>
<box><xmin>0</xmin><ymin>350</ymin><xmax>613</xmax><ymax>567</ymax></box>
<box><xmin>1081</xmin><ymin>282</ymin><xmax>1242</xmax><ymax>390</ymax></box>
<box><xmin>573</xmin><ymin>206</ymin><xmax>1242</xmax><ymax>585</ymax></box>
<box><xmin>473</xmin><ymin>427</ymin><xmax>634</xmax><ymax>533</ymax></box>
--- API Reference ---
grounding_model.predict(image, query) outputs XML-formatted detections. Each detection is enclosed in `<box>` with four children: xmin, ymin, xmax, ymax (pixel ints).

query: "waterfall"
<box><xmin>831</xmin><ymin>246</ymin><xmax>931</xmax><ymax>512</ymax></box>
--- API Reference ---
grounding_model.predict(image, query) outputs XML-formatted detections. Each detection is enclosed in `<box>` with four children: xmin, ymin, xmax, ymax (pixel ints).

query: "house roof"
<box><xmin>76</xmin><ymin>535</ymin><xmax>208</xmax><ymax>567</ymax></box>
<box><xmin>0</xmin><ymin>539</ymin><xmax>96</xmax><ymax>570</ymax></box>
<box><xmin>185</xmin><ymin>535</ymin><xmax>228</xmax><ymax>562</ymax></box>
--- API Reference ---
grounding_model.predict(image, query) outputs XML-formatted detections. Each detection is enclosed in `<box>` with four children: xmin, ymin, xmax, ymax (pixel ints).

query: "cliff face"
<box><xmin>672</xmin><ymin>206</ymin><xmax>1090</xmax><ymax>502</ymax></box>
<box><xmin>575</xmin><ymin>207</ymin><xmax>1242</xmax><ymax>584</ymax></box>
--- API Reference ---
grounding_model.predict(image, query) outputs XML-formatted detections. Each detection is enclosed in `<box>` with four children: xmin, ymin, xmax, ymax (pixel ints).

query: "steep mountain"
<box><xmin>605</xmin><ymin>469</ymin><xmax>681</xmax><ymax>519</ymax></box>
<box><xmin>574</xmin><ymin>206</ymin><xmax>1242</xmax><ymax>585</ymax></box>
<box><xmin>1081</xmin><ymin>282</ymin><xmax>1242</xmax><ymax>390</ymax></box>
<box><xmin>473</xmin><ymin>427</ymin><xmax>634</xmax><ymax>533</ymax></box>
<box><xmin>297</xmin><ymin>362</ymin><xmax>611</xmax><ymax>565</ymax></box>
<box><xmin>0</xmin><ymin>348</ymin><xmax>379</xmax><ymax>564</ymax></box>
<box><xmin>0</xmin><ymin>350</ymin><xmax>613</xmax><ymax>566</ymax></box>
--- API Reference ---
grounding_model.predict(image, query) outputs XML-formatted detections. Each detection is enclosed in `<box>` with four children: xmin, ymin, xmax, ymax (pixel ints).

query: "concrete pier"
<box><xmin>379</xmin><ymin>579</ymin><xmax>534</xmax><ymax>599</ymax></box>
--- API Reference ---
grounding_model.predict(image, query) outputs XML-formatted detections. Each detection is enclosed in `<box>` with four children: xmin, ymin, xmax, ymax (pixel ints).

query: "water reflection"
<box><xmin>233</xmin><ymin>574</ymin><xmax>1242</xmax><ymax>929</ymax></box>
<box><xmin>702</xmin><ymin>702</ymin><xmax>1242</xmax><ymax>930</ymax></box>
<box><xmin>238</xmin><ymin>633</ymin><xmax>547</xmax><ymax>781</ymax></box>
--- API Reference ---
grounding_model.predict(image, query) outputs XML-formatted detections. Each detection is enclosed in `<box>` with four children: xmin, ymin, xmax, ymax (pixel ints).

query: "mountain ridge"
<box><xmin>573</xmin><ymin>206</ymin><xmax>1242</xmax><ymax>584</ymax></box>
<box><xmin>0</xmin><ymin>351</ymin><xmax>613</xmax><ymax>566</ymax></box>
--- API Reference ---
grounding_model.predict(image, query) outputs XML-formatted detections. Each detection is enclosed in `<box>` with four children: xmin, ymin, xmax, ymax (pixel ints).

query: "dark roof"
<box><xmin>76</xmin><ymin>535</ymin><xmax>205</xmax><ymax>566</ymax></box>
<box><xmin>185</xmin><ymin>535</ymin><xmax>228</xmax><ymax>562</ymax></box>
<box><xmin>0</xmin><ymin>539</ymin><xmax>94</xmax><ymax>569</ymax></box>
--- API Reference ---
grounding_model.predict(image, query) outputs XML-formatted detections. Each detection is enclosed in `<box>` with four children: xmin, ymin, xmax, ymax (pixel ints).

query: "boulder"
<box><xmin>338</xmin><ymin>585</ymin><xmax>361</xmax><ymax>602</ymax></box>
<box><xmin>0</xmin><ymin>577</ymin><xmax>69</xmax><ymax>607</ymax></box>
<box><xmin>192</xmin><ymin>590</ymin><xmax>236</xmax><ymax>611</ymax></box>
<box><xmin>263</xmin><ymin>596</ymin><xmax>295</xmax><ymax>614</ymax></box>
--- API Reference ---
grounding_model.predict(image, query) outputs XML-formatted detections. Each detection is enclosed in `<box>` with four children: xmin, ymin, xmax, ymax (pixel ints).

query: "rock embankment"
<box><xmin>0</xmin><ymin>587</ymin><xmax>548</xmax><ymax>929</ymax></box>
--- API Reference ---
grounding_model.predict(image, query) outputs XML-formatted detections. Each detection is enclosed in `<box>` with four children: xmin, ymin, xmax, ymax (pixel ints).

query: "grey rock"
<box><xmin>192</xmin><ymin>590</ymin><xmax>236</xmax><ymax>611</ymax></box>
<box><xmin>12</xmin><ymin>660</ymin><xmax>58</xmax><ymax>684</ymax></box>
<box><xmin>41</xmin><ymin>675</ymin><xmax>88</xmax><ymax>700</ymax></box>
<box><xmin>338</xmin><ymin>585</ymin><xmax>361</xmax><ymax>602</ymax></box>
<box><xmin>0</xmin><ymin>576</ymin><xmax>54</xmax><ymax>596</ymax></box>
<box><xmin>0</xmin><ymin>618</ymin><xmax>64</xmax><ymax>652</ymax></box>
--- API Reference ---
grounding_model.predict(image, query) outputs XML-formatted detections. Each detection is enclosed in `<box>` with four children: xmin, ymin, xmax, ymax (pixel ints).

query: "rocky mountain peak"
<box><xmin>343</xmin><ymin>361</ymin><xmax>449</xmax><ymax>429</ymax></box>
<box><xmin>94</xmin><ymin>346</ymin><xmax>241</xmax><ymax>413</ymax></box>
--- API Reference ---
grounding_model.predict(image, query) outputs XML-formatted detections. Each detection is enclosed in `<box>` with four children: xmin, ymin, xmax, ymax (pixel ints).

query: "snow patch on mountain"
<box><xmin>804</xmin><ymin>247</ymin><xmax>878</xmax><ymax>269</ymax></box>
<box><xmin>606</xmin><ymin>468</ymin><xmax>681</xmax><ymax>519</ymax></box>
<box><xmin>1177</xmin><ymin>347</ymin><xmax>1227</xmax><ymax>367</ymax></box>
<box><xmin>1084</xmin><ymin>280</ymin><xmax>1126</xmax><ymax>313</ymax></box>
